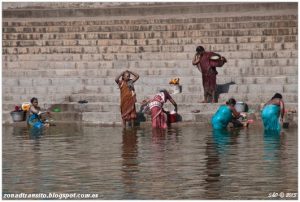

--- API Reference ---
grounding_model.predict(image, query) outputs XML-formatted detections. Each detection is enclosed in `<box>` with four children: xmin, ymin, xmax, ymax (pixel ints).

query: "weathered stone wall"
<box><xmin>2</xmin><ymin>2</ymin><xmax>298</xmax><ymax>124</ymax></box>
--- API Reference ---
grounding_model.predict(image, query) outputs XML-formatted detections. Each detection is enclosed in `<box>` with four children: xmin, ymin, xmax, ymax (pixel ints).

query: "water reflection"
<box><xmin>12</xmin><ymin>126</ymin><xmax>44</xmax><ymax>140</ymax></box>
<box><xmin>263</xmin><ymin>130</ymin><xmax>282</xmax><ymax>161</ymax></box>
<box><xmin>204</xmin><ymin>129</ymin><xmax>240</xmax><ymax>199</ymax></box>
<box><xmin>121</xmin><ymin>128</ymin><xmax>139</xmax><ymax>199</ymax></box>
<box><xmin>2</xmin><ymin>125</ymin><xmax>297</xmax><ymax>199</ymax></box>
<box><xmin>152</xmin><ymin>128</ymin><xmax>166</xmax><ymax>144</ymax></box>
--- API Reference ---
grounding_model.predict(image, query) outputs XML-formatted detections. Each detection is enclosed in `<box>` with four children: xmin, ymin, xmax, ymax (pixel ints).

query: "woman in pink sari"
<box><xmin>148</xmin><ymin>89</ymin><xmax>177</xmax><ymax>129</ymax></box>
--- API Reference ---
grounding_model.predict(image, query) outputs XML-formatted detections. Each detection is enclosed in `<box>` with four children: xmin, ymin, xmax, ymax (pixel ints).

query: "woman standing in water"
<box><xmin>115</xmin><ymin>70</ymin><xmax>139</xmax><ymax>128</ymax></box>
<box><xmin>148</xmin><ymin>89</ymin><xmax>177</xmax><ymax>129</ymax></box>
<box><xmin>261</xmin><ymin>93</ymin><xmax>285</xmax><ymax>131</ymax></box>
<box><xmin>211</xmin><ymin>98</ymin><xmax>245</xmax><ymax>130</ymax></box>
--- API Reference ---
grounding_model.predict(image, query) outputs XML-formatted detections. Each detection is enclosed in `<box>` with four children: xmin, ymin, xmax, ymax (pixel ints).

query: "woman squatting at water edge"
<box><xmin>115</xmin><ymin>70</ymin><xmax>139</xmax><ymax>128</ymax></box>
<box><xmin>145</xmin><ymin>89</ymin><xmax>178</xmax><ymax>129</ymax></box>
<box><xmin>27</xmin><ymin>97</ymin><xmax>50</xmax><ymax>129</ymax></box>
<box><xmin>211</xmin><ymin>98</ymin><xmax>247</xmax><ymax>130</ymax></box>
<box><xmin>261</xmin><ymin>93</ymin><xmax>285</xmax><ymax>132</ymax></box>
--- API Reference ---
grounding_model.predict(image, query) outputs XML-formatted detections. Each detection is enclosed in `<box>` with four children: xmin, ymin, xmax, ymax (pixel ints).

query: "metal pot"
<box><xmin>10</xmin><ymin>111</ymin><xmax>25</xmax><ymax>122</ymax></box>
<box><xmin>235</xmin><ymin>102</ymin><xmax>245</xmax><ymax>112</ymax></box>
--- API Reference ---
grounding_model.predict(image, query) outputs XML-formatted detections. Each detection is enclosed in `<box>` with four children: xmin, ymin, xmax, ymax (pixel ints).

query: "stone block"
<box><xmin>283</xmin><ymin>84</ymin><xmax>298</xmax><ymax>93</ymax></box>
<box><xmin>286</xmin><ymin>76</ymin><xmax>298</xmax><ymax>84</ymax></box>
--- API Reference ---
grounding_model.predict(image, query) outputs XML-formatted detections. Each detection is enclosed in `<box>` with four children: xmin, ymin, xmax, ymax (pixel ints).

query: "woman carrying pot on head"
<box><xmin>27</xmin><ymin>97</ymin><xmax>50</xmax><ymax>129</ymax></box>
<box><xmin>148</xmin><ymin>89</ymin><xmax>177</xmax><ymax>129</ymax></box>
<box><xmin>261</xmin><ymin>93</ymin><xmax>285</xmax><ymax>131</ymax></box>
<box><xmin>211</xmin><ymin>98</ymin><xmax>246</xmax><ymax>130</ymax></box>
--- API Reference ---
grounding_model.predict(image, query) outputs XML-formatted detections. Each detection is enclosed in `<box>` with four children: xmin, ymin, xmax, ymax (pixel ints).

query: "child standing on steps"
<box><xmin>115</xmin><ymin>70</ymin><xmax>139</xmax><ymax>128</ymax></box>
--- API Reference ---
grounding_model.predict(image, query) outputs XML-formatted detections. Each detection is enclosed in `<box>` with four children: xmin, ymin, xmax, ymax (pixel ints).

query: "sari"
<box><xmin>27</xmin><ymin>113</ymin><xmax>44</xmax><ymax>129</ymax></box>
<box><xmin>261</xmin><ymin>104</ymin><xmax>281</xmax><ymax>131</ymax></box>
<box><xmin>149</xmin><ymin>92</ymin><xmax>171</xmax><ymax>129</ymax></box>
<box><xmin>211</xmin><ymin>105</ymin><xmax>233</xmax><ymax>130</ymax></box>
<box><xmin>196</xmin><ymin>52</ymin><xmax>226</xmax><ymax>97</ymax></box>
<box><xmin>118</xmin><ymin>80</ymin><xmax>137</xmax><ymax>121</ymax></box>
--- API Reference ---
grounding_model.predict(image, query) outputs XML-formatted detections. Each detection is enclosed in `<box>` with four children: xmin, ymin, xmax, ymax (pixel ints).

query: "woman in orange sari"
<box><xmin>115</xmin><ymin>70</ymin><xmax>139</xmax><ymax>128</ymax></box>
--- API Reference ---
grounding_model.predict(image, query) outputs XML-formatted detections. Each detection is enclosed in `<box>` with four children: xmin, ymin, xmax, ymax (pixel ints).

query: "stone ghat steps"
<box><xmin>3</xmin><ymin>92</ymin><xmax>298</xmax><ymax>104</ymax></box>
<box><xmin>2</xmin><ymin>3</ymin><xmax>296</xmax><ymax>19</ymax></box>
<box><xmin>3</xmin><ymin>102</ymin><xmax>298</xmax><ymax>114</ymax></box>
<box><xmin>2</xmin><ymin>74</ymin><xmax>298</xmax><ymax>86</ymax></box>
<box><xmin>3</xmin><ymin>83</ymin><xmax>298</xmax><ymax>95</ymax></box>
<box><xmin>71</xmin><ymin>93</ymin><xmax>299</xmax><ymax>103</ymax></box>
<box><xmin>2</xmin><ymin>36</ymin><xmax>297</xmax><ymax>49</ymax></box>
<box><xmin>3</xmin><ymin>50</ymin><xmax>298</xmax><ymax>62</ymax></box>
<box><xmin>1</xmin><ymin>111</ymin><xmax>195</xmax><ymax>124</ymax></box>
<box><xmin>3</xmin><ymin>66</ymin><xmax>298</xmax><ymax>77</ymax></box>
<box><xmin>2</xmin><ymin>27</ymin><xmax>297</xmax><ymax>41</ymax></box>
<box><xmin>219</xmin><ymin>93</ymin><xmax>298</xmax><ymax>103</ymax></box>
<box><xmin>2</xmin><ymin>38</ymin><xmax>297</xmax><ymax>51</ymax></box>
<box><xmin>2</xmin><ymin>51</ymin><xmax>298</xmax><ymax>67</ymax></box>
<box><xmin>3</xmin><ymin>57</ymin><xmax>298</xmax><ymax>70</ymax></box>
<box><xmin>2</xmin><ymin>47</ymin><xmax>297</xmax><ymax>60</ymax></box>
<box><xmin>2</xmin><ymin>12</ymin><xmax>297</xmax><ymax>26</ymax></box>
<box><xmin>2</xmin><ymin>20</ymin><xmax>297</xmax><ymax>34</ymax></box>
<box><xmin>3</xmin><ymin>110</ymin><xmax>298</xmax><ymax>125</ymax></box>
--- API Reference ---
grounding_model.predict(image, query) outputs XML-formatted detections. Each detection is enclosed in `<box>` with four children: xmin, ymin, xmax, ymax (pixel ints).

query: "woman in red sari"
<box><xmin>192</xmin><ymin>46</ymin><xmax>227</xmax><ymax>103</ymax></box>
<box><xmin>148</xmin><ymin>89</ymin><xmax>177</xmax><ymax>129</ymax></box>
<box><xmin>115</xmin><ymin>70</ymin><xmax>139</xmax><ymax>128</ymax></box>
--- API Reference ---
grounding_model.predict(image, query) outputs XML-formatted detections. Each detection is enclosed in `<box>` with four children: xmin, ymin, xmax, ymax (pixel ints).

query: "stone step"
<box><xmin>2</xmin><ymin>111</ymin><xmax>82</xmax><ymax>124</ymax></box>
<box><xmin>0</xmin><ymin>36</ymin><xmax>293</xmax><ymax>50</ymax></box>
<box><xmin>68</xmin><ymin>93</ymin><xmax>299</xmax><ymax>103</ymax></box>
<box><xmin>4</xmin><ymin>83</ymin><xmax>297</xmax><ymax>95</ymax></box>
<box><xmin>3</xmin><ymin>94</ymin><xmax>69</xmax><ymax>103</ymax></box>
<box><xmin>3</xmin><ymin>97</ymin><xmax>298</xmax><ymax>123</ymax></box>
<box><xmin>3</xmin><ymin>12</ymin><xmax>297</xmax><ymax>26</ymax></box>
<box><xmin>2</xmin><ymin>84</ymin><xmax>201</xmax><ymax>95</ymax></box>
<box><xmin>3</xmin><ymin>20</ymin><xmax>297</xmax><ymax>34</ymax></box>
<box><xmin>2</xmin><ymin>60</ymin><xmax>298</xmax><ymax>74</ymax></box>
<box><xmin>3</xmin><ymin>3</ymin><xmax>296</xmax><ymax>18</ymax></box>
<box><xmin>2</xmin><ymin>20</ymin><xmax>298</xmax><ymax>43</ymax></box>
<box><xmin>79</xmin><ymin>111</ymin><xmax>216</xmax><ymax>123</ymax></box>
<box><xmin>3</xmin><ymin>109</ymin><xmax>298</xmax><ymax>126</ymax></box>
<box><xmin>3</xmin><ymin>75</ymin><xmax>298</xmax><ymax>88</ymax></box>
<box><xmin>2</xmin><ymin>100</ymin><xmax>298</xmax><ymax>124</ymax></box>
<box><xmin>3</xmin><ymin>102</ymin><xmax>298</xmax><ymax>115</ymax></box>
<box><xmin>2</xmin><ymin>50</ymin><xmax>298</xmax><ymax>63</ymax></box>
<box><xmin>2</xmin><ymin>57</ymin><xmax>298</xmax><ymax>70</ymax></box>
<box><xmin>3</xmin><ymin>65</ymin><xmax>298</xmax><ymax>77</ymax></box>
<box><xmin>228</xmin><ymin>84</ymin><xmax>298</xmax><ymax>94</ymax></box>
<box><xmin>4</xmin><ymin>91</ymin><xmax>297</xmax><ymax>104</ymax></box>
<box><xmin>2</xmin><ymin>26</ymin><xmax>297</xmax><ymax>41</ymax></box>
<box><xmin>219</xmin><ymin>93</ymin><xmax>298</xmax><ymax>103</ymax></box>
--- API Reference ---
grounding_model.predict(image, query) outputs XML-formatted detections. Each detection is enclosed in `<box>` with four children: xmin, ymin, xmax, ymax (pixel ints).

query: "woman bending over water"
<box><xmin>261</xmin><ymin>93</ymin><xmax>285</xmax><ymax>131</ymax></box>
<box><xmin>211</xmin><ymin>98</ymin><xmax>246</xmax><ymax>130</ymax></box>
<box><xmin>148</xmin><ymin>89</ymin><xmax>177</xmax><ymax>129</ymax></box>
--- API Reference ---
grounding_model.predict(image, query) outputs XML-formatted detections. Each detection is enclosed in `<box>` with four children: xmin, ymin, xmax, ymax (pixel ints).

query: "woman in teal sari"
<box><xmin>27</xmin><ymin>97</ymin><xmax>49</xmax><ymax>129</ymax></box>
<box><xmin>211</xmin><ymin>98</ymin><xmax>244</xmax><ymax>130</ymax></box>
<box><xmin>261</xmin><ymin>93</ymin><xmax>285</xmax><ymax>131</ymax></box>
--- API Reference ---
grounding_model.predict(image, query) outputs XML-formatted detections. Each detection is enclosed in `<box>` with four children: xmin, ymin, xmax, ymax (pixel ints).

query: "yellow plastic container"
<box><xmin>21</xmin><ymin>102</ymin><xmax>31</xmax><ymax>111</ymax></box>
